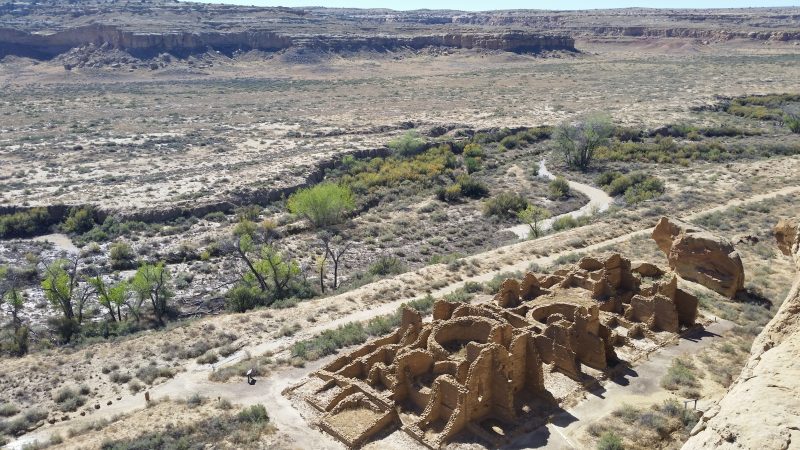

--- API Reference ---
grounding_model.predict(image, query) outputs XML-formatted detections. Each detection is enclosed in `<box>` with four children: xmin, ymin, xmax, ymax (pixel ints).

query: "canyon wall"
<box><xmin>682</xmin><ymin>219</ymin><xmax>800</xmax><ymax>450</ymax></box>
<box><xmin>0</xmin><ymin>25</ymin><xmax>575</xmax><ymax>59</ymax></box>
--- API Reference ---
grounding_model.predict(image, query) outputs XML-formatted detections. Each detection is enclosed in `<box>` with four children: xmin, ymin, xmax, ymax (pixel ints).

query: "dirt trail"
<box><xmin>504</xmin><ymin>160</ymin><xmax>614</xmax><ymax>239</ymax></box>
<box><xmin>31</xmin><ymin>233</ymin><xmax>79</xmax><ymax>254</ymax></box>
<box><xmin>8</xmin><ymin>184</ymin><xmax>800</xmax><ymax>449</ymax></box>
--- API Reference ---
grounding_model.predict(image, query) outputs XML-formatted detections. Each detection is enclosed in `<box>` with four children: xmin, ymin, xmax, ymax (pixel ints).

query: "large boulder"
<box><xmin>682</xmin><ymin>219</ymin><xmax>800</xmax><ymax>450</ymax></box>
<box><xmin>652</xmin><ymin>217</ymin><xmax>745</xmax><ymax>298</ymax></box>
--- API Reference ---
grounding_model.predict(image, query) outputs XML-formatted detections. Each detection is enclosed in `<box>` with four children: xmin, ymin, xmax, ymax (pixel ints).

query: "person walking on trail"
<box><xmin>246</xmin><ymin>368</ymin><xmax>255</xmax><ymax>385</ymax></box>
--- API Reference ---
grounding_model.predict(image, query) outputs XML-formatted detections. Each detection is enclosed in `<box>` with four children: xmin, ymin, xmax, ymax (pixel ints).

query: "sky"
<box><xmin>196</xmin><ymin>0</ymin><xmax>799</xmax><ymax>10</ymax></box>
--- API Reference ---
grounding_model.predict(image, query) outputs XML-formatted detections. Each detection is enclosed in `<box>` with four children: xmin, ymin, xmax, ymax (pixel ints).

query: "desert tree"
<box><xmin>88</xmin><ymin>276</ymin><xmax>129</xmax><ymax>322</ymax></box>
<box><xmin>131</xmin><ymin>262</ymin><xmax>173</xmax><ymax>326</ymax></box>
<box><xmin>1</xmin><ymin>266</ymin><xmax>28</xmax><ymax>355</ymax></box>
<box><xmin>319</xmin><ymin>232</ymin><xmax>353</xmax><ymax>291</ymax></box>
<box><xmin>255</xmin><ymin>245</ymin><xmax>300</xmax><ymax>300</ymax></box>
<box><xmin>227</xmin><ymin>220</ymin><xmax>302</xmax><ymax>310</ymax></box>
<box><xmin>517</xmin><ymin>205</ymin><xmax>552</xmax><ymax>238</ymax></box>
<box><xmin>287</xmin><ymin>183</ymin><xmax>355</xmax><ymax>228</ymax></box>
<box><xmin>554</xmin><ymin>114</ymin><xmax>614</xmax><ymax>171</ymax></box>
<box><xmin>315</xmin><ymin>254</ymin><xmax>328</xmax><ymax>294</ymax></box>
<box><xmin>42</xmin><ymin>257</ymin><xmax>92</xmax><ymax>341</ymax></box>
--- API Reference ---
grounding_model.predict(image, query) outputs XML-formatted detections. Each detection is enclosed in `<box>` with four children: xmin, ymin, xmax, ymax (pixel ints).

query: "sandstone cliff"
<box><xmin>682</xmin><ymin>219</ymin><xmax>800</xmax><ymax>450</ymax></box>
<box><xmin>0</xmin><ymin>24</ymin><xmax>574</xmax><ymax>59</ymax></box>
<box><xmin>2</xmin><ymin>2</ymin><xmax>799</xmax><ymax>61</ymax></box>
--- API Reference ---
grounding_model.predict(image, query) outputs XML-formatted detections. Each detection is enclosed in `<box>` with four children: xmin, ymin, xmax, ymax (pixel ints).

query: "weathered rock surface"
<box><xmin>682</xmin><ymin>219</ymin><xmax>800</xmax><ymax>450</ymax></box>
<box><xmin>652</xmin><ymin>217</ymin><xmax>745</xmax><ymax>298</ymax></box>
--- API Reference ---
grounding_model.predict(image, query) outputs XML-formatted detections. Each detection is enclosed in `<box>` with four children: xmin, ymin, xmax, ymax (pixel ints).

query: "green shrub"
<box><xmin>624</xmin><ymin>177</ymin><xmax>665</xmax><ymax>204</ymax></box>
<box><xmin>136</xmin><ymin>365</ymin><xmax>175</xmax><ymax>384</ymax></box>
<box><xmin>437</xmin><ymin>175</ymin><xmax>488</xmax><ymax>202</ymax></box>
<box><xmin>109</xmin><ymin>242</ymin><xmax>136</xmax><ymax>270</ymax></box>
<box><xmin>0</xmin><ymin>208</ymin><xmax>51</xmax><ymax>238</ymax></box>
<box><xmin>203</xmin><ymin>211</ymin><xmax>227</xmax><ymax>223</ymax></box>
<box><xmin>463</xmin><ymin>143</ymin><xmax>484</xmax><ymax>158</ymax></box>
<box><xmin>186</xmin><ymin>393</ymin><xmax>204</xmax><ymax>407</ymax></box>
<box><xmin>443</xmin><ymin>288</ymin><xmax>473</xmax><ymax>303</ymax></box>
<box><xmin>364</xmin><ymin>314</ymin><xmax>401</xmax><ymax>336</ymax></box>
<box><xmin>291</xmin><ymin>322</ymin><xmax>368</xmax><ymax>360</ymax></box>
<box><xmin>457</xmin><ymin>175</ymin><xmax>489</xmax><ymax>199</ymax></box>
<box><xmin>368</xmin><ymin>256</ymin><xmax>404</xmax><ymax>277</ymax></box>
<box><xmin>597</xmin><ymin>431</ymin><xmax>624</xmax><ymax>450</ymax></box>
<box><xmin>499</xmin><ymin>134</ymin><xmax>520</xmax><ymax>149</ymax></box>
<box><xmin>551</xmin><ymin>215</ymin><xmax>579</xmax><ymax>231</ymax></box>
<box><xmin>605</xmin><ymin>174</ymin><xmax>633</xmax><ymax>196</ymax></box>
<box><xmin>109</xmin><ymin>371</ymin><xmax>132</xmax><ymax>384</ymax></box>
<box><xmin>483</xmin><ymin>192</ymin><xmax>528</xmax><ymax>218</ymax></box>
<box><xmin>404</xmin><ymin>295</ymin><xmax>435</xmax><ymax>315</ymax></box>
<box><xmin>463</xmin><ymin>281</ymin><xmax>483</xmax><ymax>293</ymax></box>
<box><xmin>237</xmin><ymin>404</ymin><xmax>269</xmax><ymax>424</ymax></box>
<box><xmin>0</xmin><ymin>403</ymin><xmax>19</xmax><ymax>417</ymax></box>
<box><xmin>661</xmin><ymin>357</ymin><xmax>699</xmax><ymax>390</ymax></box>
<box><xmin>483</xmin><ymin>272</ymin><xmax>522</xmax><ymax>294</ymax></box>
<box><xmin>225</xmin><ymin>284</ymin><xmax>267</xmax><ymax>313</ymax></box>
<box><xmin>464</xmin><ymin>156</ymin><xmax>482</xmax><ymax>173</ymax></box>
<box><xmin>234</xmin><ymin>205</ymin><xmax>261</xmax><ymax>222</ymax></box>
<box><xmin>388</xmin><ymin>131</ymin><xmax>426</xmax><ymax>156</ymax></box>
<box><xmin>597</xmin><ymin>171</ymin><xmax>665</xmax><ymax>204</ymax></box>
<box><xmin>62</xmin><ymin>207</ymin><xmax>96</xmax><ymax>234</ymax></box>
<box><xmin>52</xmin><ymin>386</ymin><xmax>88</xmax><ymax>412</ymax></box>
<box><xmin>595</xmin><ymin>171</ymin><xmax>622</xmax><ymax>187</ymax></box>
<box><xmin>287</xmin><ymin>183</ymin><xmax>355</xmax><ymax>228</ymax></box>
<box><xmin>436</xmin><ymin>183</ymin><xmax>463</xmax><ymax>203</ymax></box>
<box><xmin>785</xmin><ymin>114</ymin><xmax>800</xmax><ymax>133</ymax></box>
<box><xmin>548</xmin><ymin>176</ymin><xmax>570</xmax><ymax>199</ymax></box>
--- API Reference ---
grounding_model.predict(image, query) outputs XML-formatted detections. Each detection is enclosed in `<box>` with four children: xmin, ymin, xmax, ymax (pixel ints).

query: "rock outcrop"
<box><xmin>652</xmin><ymin>217</ymin><xmax>745</xmax><ymax>298</ymax></box>
<box><xmin>683</xmin><ymin>219</ymin><xmax>800</xmax><ymax>450</ymax></box>
<box><xmin>3</xmin><ymin>2</ymin><xmax>800</xmax><ymax>61</ymax></box>
<box><xmin>0</xmin><ymin>24</ymin><xmax>575</xmax><ymax>59</ymax></box>
<box><xmin>292</xmin><ymin>254</ymin><xmax>697</xmax><ymax>448</ymax></box>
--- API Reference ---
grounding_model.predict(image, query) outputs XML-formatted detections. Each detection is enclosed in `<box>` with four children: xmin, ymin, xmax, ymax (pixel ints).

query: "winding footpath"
<box><xmin>9</xmin><ymin>182</ymin><xmax>800</xmax><ymax>449</ymax></box>
<box><xmin>503</xmin><ymin>160</ymin><xmax>614</xmax><ymax>240</ymax></box>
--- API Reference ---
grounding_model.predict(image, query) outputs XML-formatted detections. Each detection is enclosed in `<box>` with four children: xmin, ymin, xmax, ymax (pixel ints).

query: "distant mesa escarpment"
<box><xmin>3</xmin><ymin>2</ymin><xmax>799</xmax><ymax>62</ymax></box>
<box><xmin>0</xmin><ymin>24</ymin><xmax>575</xmax><ymax>60</ymax></box>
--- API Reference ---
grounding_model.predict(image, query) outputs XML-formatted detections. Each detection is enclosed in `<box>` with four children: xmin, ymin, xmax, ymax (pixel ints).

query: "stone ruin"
<box><xmin>291</xmin><ymin>254</ymin><xmax>698</xmax><ymax>448</ymax></box>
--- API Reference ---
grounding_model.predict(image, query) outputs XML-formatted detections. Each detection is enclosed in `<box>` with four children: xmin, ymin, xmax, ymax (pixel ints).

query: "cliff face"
<box><xmin>0</xmin><ymin>24</ymin><xmax>575</xmax><ymax>59</ymax></box>
<box><xmin>2</xmin><ymin>2</ymin><xmax>798</xmax><ymax>61</ymax></box>
<box><xmin>682</xmin><ymin>219</ymin><xmax>800</xmax><ymax>450</ymax></box>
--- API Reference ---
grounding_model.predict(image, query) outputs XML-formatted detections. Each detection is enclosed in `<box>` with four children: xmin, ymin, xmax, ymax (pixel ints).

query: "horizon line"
<box><xmin>189</xmin><ymin>1</ymin><xmax>800</xmax><ymax>12</ymax></box>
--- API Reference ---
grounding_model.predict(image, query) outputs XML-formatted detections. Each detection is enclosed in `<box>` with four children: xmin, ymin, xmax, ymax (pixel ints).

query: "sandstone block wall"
<box><xmin>300</xmin><ymin>253</ymin><xmax>697</xmax><ymax>448</ymax></box>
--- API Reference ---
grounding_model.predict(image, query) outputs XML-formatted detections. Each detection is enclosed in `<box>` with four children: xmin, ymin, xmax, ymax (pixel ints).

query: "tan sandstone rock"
<box><xmin>652</xmin><ymin>217</ymin><xmax>745</xmax><ymax>298</ymax></box>
<box><xmin>682</xmin><ymin>219</ymin><xmax>800</xmax><ymax>450</ymax></box>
